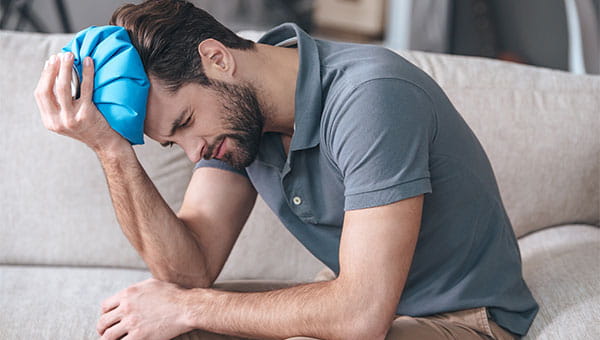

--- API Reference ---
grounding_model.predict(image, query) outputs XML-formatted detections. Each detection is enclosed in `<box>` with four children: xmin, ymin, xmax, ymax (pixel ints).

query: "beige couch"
<box><xmin>1</xmin><ymin>30</ymin><xmax>598</xmax><ymax>339</ymax></box>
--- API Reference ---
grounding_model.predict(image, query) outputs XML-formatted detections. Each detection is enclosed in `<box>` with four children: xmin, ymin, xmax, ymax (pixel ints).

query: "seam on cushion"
<box><xmin>516</xmin><ymin>223</ymin><xmax>599</xmax><ymax>240</ymax></box>
<box><xmin>441</xmin><ymin>85</ymin><xmax>599</xmax><ymax>94</ymax></box>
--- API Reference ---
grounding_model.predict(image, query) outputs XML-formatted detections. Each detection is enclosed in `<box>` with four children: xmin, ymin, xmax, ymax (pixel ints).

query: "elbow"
<box><xmin>148</xmin><ymin>260</ymin><xmax>212</xmax><ymax>289</ymax></box>
<box><xmin>144</xmin><ymin>231</ymin><xmax>214</xmax><ymax>288</ymax></box>
<box><xmin>329</xmin><ymin>279</ymin><xmax>395</xmax><ymax>340</ymax></box>
<box><xmin>331</xmin><ymin>291</ymin><xmax>393</xmax><ymax>339</ymax></box>
<box><xmin>336</xmin><ymin>312</ymin><xmax>390</xmax><ymax>340</ymax></box>
<box><xmin>152</xmin><ymin>271</ymin><xmax>211</xmax><ymax>290</ymax></box>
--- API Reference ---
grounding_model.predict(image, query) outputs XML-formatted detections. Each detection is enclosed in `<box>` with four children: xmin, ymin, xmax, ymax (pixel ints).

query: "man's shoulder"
<box><xmin>316</xmin><ymin>40</ymin><xmax>438</xmax><ymax>113</ymax></box>
<box><xmin>316</xmin><ymin>39</ymin><xmax>400</xmax><ymax>65</ymax></box>
<box><xmin>320</xmin><ymin>73</ymin><xmax>436</xmax><ymax>136</ymax></box>
<box><xmin>314</xmin><ymin>40</ymin><xmax>442</xmax><ymax>163</ymax></box>
<box><xmin>317</xmin><ymin>39</ymin><xmax>413</xmax><ymax>86</ymax></box>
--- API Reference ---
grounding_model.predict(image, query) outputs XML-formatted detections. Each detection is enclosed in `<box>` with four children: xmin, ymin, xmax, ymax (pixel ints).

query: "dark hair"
<box><xmin>110</xmin><ymin>0</ymin><xmax>255</xmax><ymax>92</ymax></box>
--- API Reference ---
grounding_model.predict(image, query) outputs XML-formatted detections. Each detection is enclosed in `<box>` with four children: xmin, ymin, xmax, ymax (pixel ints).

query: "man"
<box><xmin>34</xmin><ymin>0</ymin><xmax>538</xmax><ymax>339</ymax></box>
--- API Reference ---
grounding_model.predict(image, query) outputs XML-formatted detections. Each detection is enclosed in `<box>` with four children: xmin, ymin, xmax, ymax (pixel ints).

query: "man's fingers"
<box><xmin>79</xmin><ymin>56</ymin><xmax>94</xmax><ymax>103</ymax></box>
<box><xmin>55</xmin><ymin>52</ymin><xmax>74</xmax><ymax>110</ymax></box>
<box><xmin>97</xmin><ymin>307</ymin><xmax>122</xmax><ymax>336</ymax></box>
<box><xmin>101</xmin><ymin>294</ymin><xmax>121</xmax><ymax>314</ymax></box>
<box><xmin>34</xmin><ymin>55</ymin><xmax>60</xmax><ymax>115</ymax></box>
<box><xmin>99</xmin><ymin>319</ymin><xmax>127</xmax><ymax>340</ymax></box>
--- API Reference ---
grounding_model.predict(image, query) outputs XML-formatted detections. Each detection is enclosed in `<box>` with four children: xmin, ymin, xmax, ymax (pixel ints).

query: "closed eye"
<box><xmin>180</xmin><ymin>114</ymin><xmax>192</xmax><ymax>128</ymax></box>
<box><xmin>161</xmin><ymin>141</ymin><xmax>174</xmax><ymax>148</ymax></box>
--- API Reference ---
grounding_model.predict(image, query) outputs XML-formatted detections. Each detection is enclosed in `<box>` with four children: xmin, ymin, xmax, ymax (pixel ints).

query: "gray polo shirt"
<box><xmin>197</xmin><ymin>23</ymin><xmax>538</xmax><ymax>336</ymax></box>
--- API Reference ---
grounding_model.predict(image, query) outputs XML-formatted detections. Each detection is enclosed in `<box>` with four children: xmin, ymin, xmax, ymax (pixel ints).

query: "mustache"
<box><xmin>202</xmin><ymin>130</ymin><xmax>262</xmax><ymax>161</ymax></box>
<box><xmin>203</xmin><ymin>135</ymin><xmax>226</xmax><ymax>160</ymax></box>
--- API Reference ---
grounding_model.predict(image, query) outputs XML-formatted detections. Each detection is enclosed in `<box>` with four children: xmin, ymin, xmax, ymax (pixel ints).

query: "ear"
<box><xmin>197</xmin><ymin>39</ymin><xmax>236</xmax><ymax>80</ymax></box>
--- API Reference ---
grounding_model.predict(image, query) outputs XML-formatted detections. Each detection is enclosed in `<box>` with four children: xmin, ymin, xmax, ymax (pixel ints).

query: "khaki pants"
<box><xmin>174</xmin><ymin>280</ymin><xmax>520</xmax><ymax>340</ymax></box>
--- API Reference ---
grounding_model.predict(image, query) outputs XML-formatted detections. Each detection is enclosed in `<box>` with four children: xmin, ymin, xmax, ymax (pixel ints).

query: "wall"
<box><xmin>11</xmin><ymin>0</ymin><xmax>597</xmax><ymax>73</ymax></box>
<box><xmin>27</xmin><ymin>0</ymin><xmax>132</xmax><ymax>33</ymax></box>
<box><xmin>18</xmin><ymin>0</ymin><xmax>311</xmax><ymax>33</ymax></box>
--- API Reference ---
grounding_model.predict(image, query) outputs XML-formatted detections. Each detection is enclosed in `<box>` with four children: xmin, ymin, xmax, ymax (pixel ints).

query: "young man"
<box><xmin>34</xmin><ymin>1</ymin><xmax>538</xmax><ymax>339</ymax></box>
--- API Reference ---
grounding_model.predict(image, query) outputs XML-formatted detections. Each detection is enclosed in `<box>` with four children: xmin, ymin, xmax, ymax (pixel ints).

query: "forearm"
<box><xmin>182</xmin><ymin>278</ymin><xmax>385</xmax><ymax>340</ymax></box>
<box><xmin>96</xmin><ymin>143</ymin><xmax>211</xmax><ymax>288</ymax></box>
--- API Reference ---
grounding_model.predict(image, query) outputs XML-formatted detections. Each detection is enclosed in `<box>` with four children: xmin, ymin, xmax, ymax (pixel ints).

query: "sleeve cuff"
<box><xmin>344</xmin><ymin>177</ymin><xmax>432</xmax><ymax>211</ymax></box>
<box><xmin>194</xmin><ymin>159</ymin><xmax>249</xmax><ymax>178</ymax></box>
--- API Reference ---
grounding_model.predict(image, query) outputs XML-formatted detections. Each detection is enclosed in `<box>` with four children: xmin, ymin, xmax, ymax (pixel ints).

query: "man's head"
<box><xmin>110</xmin><ymin>0</ymin><xmax>265</xmax><ymax>169</ymax></box>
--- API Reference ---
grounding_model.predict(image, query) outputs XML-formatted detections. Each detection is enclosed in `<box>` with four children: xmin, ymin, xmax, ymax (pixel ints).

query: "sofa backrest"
<box><xmin>1</xmin><ymin>30</ymin><xmax>598</xmax><ymax>281</ymax></box>
<box><xmin>398</xmin><ymin>51</ymin><xmax>599</xmax><ymax>237</ymax></box>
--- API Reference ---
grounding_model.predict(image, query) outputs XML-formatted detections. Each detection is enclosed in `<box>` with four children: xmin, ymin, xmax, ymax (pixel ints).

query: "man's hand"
<box><xmin>34</xmin><ymin>52</ymin><xmax>127</xmax><ymax>152</ymax></box>
<box><xmin>97</xmin><ymin>278</ymin><xmax>193</xmax><ymax>340</ymax></box>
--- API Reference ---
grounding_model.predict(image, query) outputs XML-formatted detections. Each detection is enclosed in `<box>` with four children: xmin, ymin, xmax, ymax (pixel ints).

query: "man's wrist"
<box><xmin>179</xmin><ymin>287</ymin><xmax>211</xmax><ymax>331</ymax></box>
<box><xmin>92</xmin><ymin>137</ymin><xmax>133</xmax><ymax>159</ymax></box>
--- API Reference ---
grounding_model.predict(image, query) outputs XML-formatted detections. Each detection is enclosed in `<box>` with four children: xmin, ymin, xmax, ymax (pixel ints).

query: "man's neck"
<box><xmin>233</xmin><ymin>43</ymin><xmax>299</xmax><ymax>138</ymax></box>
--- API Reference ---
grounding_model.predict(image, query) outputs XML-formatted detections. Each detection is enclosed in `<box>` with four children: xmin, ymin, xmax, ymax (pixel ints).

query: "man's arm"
<box><xmin>97</xmin><ymin>149</ymin><xmax>256</xmax><ymax>288</ymax></box>
<box><xmin>98</xmin><ymin>195</ymin><xmax>423</xmax><ymax>340</ymax></box>
<box><xmin>34</xmin><ymin>52</ymin><xmax>256</xmax><ymax>289</ymax></box>
<box><xmin>184</xmin><ymin>195</ymin><xmax>423</xmax><ymax>340</ymax></box>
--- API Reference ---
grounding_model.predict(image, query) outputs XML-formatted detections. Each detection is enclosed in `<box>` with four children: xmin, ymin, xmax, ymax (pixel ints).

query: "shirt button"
<box><xmin>292</xmin><ymin>196</ymin><xmax>302</xmax><ymax>206</ymax></box>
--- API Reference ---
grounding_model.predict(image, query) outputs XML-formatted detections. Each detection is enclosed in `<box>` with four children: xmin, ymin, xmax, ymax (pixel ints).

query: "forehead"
<box><xmin>144</xmin><ymin>80</ymin><xmax>190</xmax><ymax>138</ymax></box>
<box><xmin>144</xmin><ymin>78</ymin><xmax>225</xmax><ymax>140</ymax></box>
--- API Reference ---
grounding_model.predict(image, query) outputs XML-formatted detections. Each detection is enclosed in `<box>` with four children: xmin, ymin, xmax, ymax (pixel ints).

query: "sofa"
<box><xmin>0</xmin><ymin>29</ymin><xmax>598</xmax><ymax>340</ymax></box>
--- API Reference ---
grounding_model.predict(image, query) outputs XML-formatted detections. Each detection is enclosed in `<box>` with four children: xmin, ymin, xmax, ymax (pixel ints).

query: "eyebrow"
<box><xmin>167</xmin><ymin>108</ymin><xmax>188</xmax><ymax>138</ymax></box>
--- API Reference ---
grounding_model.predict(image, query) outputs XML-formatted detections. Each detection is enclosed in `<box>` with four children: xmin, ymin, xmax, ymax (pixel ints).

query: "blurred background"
<box><xmin>1</xmin><ymin>0</ymin><xmax>598</xmax><ymax>74</ymax></box>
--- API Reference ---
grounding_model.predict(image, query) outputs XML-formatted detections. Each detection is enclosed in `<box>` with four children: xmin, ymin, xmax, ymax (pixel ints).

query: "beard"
<box><xmin>203</xmin><ymin>79</ymin><xmax>265</xmax><ymax>170</ymax></box>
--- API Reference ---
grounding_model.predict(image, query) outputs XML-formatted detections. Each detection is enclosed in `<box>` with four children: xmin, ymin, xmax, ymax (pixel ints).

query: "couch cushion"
<box><xmin>0</xmin><ymin>265</ymin><xmax>310</xmax><ymax>339</ymax></box>
<box><xmin>517</xmin><ymin>224</ymin><xmax>600</xmax><ymax>339</ymax></box>
<box><xmin>2</xmin><ymin>222</ymin><xmax>596</xmax><ymax>340</ymax></box>
<box><xmin>0</xmin><ymin>265</ymin><xmax>151</xmax><ymax>339</ymax></box>
<box><xmin>399</xmin><ymin>51</ymin><xmax>600</xmax><ymax>237</ymax></box>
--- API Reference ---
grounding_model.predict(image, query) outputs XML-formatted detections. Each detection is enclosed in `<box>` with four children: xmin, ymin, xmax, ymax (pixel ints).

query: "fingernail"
<box><xmin>62</xmin><ymin>53</ymin><xmax>71</xmax><ymax>61</ymax></box>
<box><xmin>49</xmin><ymin>55</ymin><xmax>57</xmax><ymax>64</ymax></box>
<box><xmin>84</xmin><ymin>57</ymin><xmax>92</xmax><ymax>66</ymax></box>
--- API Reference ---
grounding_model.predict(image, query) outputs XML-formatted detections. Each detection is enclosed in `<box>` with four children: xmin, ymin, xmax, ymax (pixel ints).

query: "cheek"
<box><xmin>179</xmin><ymin>131</ymin><xmax>201</xmax><ymax>147</ymax></box>
<box><xmin>195</xmin><ymin>110</ymin><xmax>225</xmax><ymax>133</ymax></box>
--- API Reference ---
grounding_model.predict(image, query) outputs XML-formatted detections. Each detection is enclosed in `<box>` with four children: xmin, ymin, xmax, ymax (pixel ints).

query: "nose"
<box><xmin>179</xmin><ymin>139</ymin><xmax>204</xmax><ymax>163</ymax></box>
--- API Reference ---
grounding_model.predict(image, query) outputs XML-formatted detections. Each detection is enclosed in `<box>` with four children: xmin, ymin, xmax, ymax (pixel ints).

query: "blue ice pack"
<box><xmin>62</xmin><ymin>25</ymin><xmax>149</xmax><ymax>145</ymax></box>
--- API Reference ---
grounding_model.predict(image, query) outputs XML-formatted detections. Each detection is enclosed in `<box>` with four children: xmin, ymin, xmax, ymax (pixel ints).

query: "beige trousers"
<box><xmin>173</xmin><ymin>280</ymin><xmax>520</xmax><ymax>340</ymax></box>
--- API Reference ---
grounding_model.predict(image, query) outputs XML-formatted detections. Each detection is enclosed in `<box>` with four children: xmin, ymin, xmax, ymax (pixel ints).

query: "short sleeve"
<box><xmin>327</xmin><ymin>78</ymin><xmax>436</xmax><ymax>210</ymax></box>
<box><xmin>194</xmin><ymin>159</ymin><xmax>249</xmax><ymax>178</ymax></box>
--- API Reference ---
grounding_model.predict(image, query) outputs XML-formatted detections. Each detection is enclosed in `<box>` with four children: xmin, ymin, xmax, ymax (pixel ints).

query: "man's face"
<box><xmin>145</xmin><ymin>79</ymin><xmax>265</xmax><ymax>169</ymax></box>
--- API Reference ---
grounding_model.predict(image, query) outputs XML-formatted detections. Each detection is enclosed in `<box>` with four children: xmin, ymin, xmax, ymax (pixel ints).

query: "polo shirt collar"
<box><xmin>258</xmin><ymin>23</ymin><xmax>322</xmax><ymax>152</ymax></box>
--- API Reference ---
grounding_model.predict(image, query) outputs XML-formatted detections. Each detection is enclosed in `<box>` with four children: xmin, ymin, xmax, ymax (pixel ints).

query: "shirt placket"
<box><xmin>281</xmin><ymin>153</ymin><xmax>315</xmax><ymax>224</ymax></box>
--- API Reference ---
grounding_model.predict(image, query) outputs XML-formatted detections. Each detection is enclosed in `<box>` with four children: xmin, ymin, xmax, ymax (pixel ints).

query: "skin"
<box><xmin>34</xmin><ymin>38</ymin><xmax>424</xmax><ymax>340</ymax></box>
